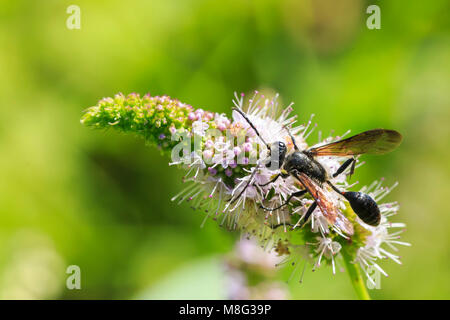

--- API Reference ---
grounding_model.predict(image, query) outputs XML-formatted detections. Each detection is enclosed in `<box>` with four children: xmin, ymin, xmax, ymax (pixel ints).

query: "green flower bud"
<box><xmin>81</xmin><ymin>93</ymin><xmax>196</xmax><ymax>154</ymax></box>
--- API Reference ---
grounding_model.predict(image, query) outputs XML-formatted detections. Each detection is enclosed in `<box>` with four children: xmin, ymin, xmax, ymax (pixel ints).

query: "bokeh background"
<box><xmin>0</xmin><ymin>0</ymin><xmax>449</xmax><ymax>299</ymax></box>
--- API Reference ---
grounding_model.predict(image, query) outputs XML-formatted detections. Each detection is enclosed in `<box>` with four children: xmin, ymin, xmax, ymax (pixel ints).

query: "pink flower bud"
<box><xmin>243</xmin><ymin>142</ymin><xmax>253</xmax><ymax>152</ymax></box>
<box><xmin>218</xmin><ymin>122</ymin><xmax>227</xmax><ymax>131</ymax></box>
<box><xmin>205</xmin><ymin>139</ymin><xmax>214</xmax><ymax>148</ymax></box>
<box><xmin>205</xmin><ymin>112</ymin><xmax>214</xmax><ymax>120</ymax></box>
<box><xmin>208</xmin><ymin>167</ymin><xmax>217</xmax><ymax>176</ymax></box>
<box><xmin>203</xmin><ymin>149</ymin><xmax>213</xmax><ymax>160</ymax></box>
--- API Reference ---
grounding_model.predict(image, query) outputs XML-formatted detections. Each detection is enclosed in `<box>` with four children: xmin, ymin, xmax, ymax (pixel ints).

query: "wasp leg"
<box><xmin>257</xmin><ymin>170</ymin><xmax>290</xmax><ymax>187</ymax></box>
<box><xmin>260</xmin><ymin>189</ymin><xmax>307</xmax><ymax>211</ymax></box>
<box><xmin>326</xmin><ymin>181</ymin><xmax>344</xmax><ymax>195</ymax></box>
<box><xmin>332</xmin><ymin>157</ymin><xmax>356</xmax><ymax>178</ymax></box>
<box><xmin>228</xmin><ymin>165</ymin><xmax>259</xmax><ymax>204</ymax></box>
<box><xmin>258</xmin><ymin>173</ymin><xmax>281</xmax><ymax>187</ymax></box>
<box><xmin>298</xmin><ymin>201</ymin><xmax>318</xmax><ymax>228</ymax></box>
<box><xmin>349</xmin><ymin>157</ymin><xmax>356</xmax><ymax>177</ymax></box>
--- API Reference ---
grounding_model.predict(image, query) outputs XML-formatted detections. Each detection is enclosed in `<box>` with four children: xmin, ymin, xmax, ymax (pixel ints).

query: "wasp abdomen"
<box><xmin>343</xmin><ymin>192</ymin><xmax>381</xmax><ymax>226</ymax></box>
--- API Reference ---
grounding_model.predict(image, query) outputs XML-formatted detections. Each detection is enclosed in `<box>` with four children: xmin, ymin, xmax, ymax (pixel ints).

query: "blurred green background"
<box><xmin>0</xmin><ymin>0</ymin><xmax>449</xmax><ymax>299</ymax></box>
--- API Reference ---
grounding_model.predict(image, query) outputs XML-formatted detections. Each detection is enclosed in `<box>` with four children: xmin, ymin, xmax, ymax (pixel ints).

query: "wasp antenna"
<box><xmin>283</xmin><ymin>125</ymin><xmax>299</xmax><ymax>151</ymax></box>
<box><xmin>232</xmin><ymin>107</ymin><xmax>269</xmax><ymax>148</ymax></box>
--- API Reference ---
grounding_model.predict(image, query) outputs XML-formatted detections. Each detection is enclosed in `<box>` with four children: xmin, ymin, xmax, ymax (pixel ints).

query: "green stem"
<box><xmin>341</xmin><ymin>249</ymin><xmax>371</xmax><ymax>300</ymax></box>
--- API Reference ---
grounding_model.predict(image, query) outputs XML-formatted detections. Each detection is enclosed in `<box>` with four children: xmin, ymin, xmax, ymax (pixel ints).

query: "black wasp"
<box><xmin>230</xmin><ymin>107</ymin><xmax>402</xmax><ymax>234</ymax></box>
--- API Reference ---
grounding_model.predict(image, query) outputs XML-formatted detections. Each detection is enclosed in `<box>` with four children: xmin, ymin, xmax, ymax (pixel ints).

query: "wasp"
<box><xmin>231</xmin><ymin>107</ymin><xmax>402</xmax><ymax>234</ymax></box>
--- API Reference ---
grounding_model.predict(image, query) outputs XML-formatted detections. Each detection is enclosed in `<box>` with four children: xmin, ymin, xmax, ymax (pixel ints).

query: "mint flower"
<box><xmin>81</xmin><ymin>91</ymin><xmax>409</xmax><ymax>299</ymax></box>
<box><xmin>81</xmin><ymin>93</ymin><xmax>197</xmax><ymax>154</ymax></box>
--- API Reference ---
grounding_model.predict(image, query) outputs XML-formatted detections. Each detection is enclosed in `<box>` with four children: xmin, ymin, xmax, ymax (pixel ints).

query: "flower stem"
<box><xmin>341</xmin><ymin>249</ymin><xmax>371</xmax><ymax>300</ymax></box>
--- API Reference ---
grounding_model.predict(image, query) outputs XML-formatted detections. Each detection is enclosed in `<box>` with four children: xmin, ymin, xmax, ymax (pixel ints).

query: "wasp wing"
<box><xmin>294</xmin><ymin>172</ymin><xmax>354</xmax><ymax>235</ymax></box>
<box><xmin>308</xmin><ymin>129</ymin><xmax>402</xmax><ymax>157</ymax></box>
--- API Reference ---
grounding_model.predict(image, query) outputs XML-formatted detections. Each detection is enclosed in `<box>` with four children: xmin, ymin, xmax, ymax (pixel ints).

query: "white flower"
<box><xmin>191</xmin><ymin>120</ymin><xmax>209</xmax><ymax>136</ymax></box>
<box><xmin>168</xmin><ymin>91</ymin><xmax>409</xmax><ymax>285</ymax></box>
<box><xmin>212</xmin><ymin>136</ymin><xmax>229</xmax><ymax>152</ymax></box>
<box><xmin>313</xmin><ymin>236</ymin><xmax>342</xmax><ymax>274</ymax></box>
<box><xmin>354</xmin><ymin>180</ymin><xmax>411</xmax><ymax>283</ymax></box>
<box><xmin>223</xmin><ymin>92</ymin><xmax>306</xmax><ymax>214</ymax></box>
